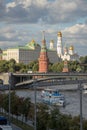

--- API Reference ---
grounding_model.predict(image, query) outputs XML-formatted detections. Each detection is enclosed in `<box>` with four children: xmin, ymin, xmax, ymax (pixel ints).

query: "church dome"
<box><xmin>25</xmin><ymin>39</ymin><xmax>40</xmax><ymax>49</ymax></box>
<box><xmin>57</xmin><ymin>32</ymin><xmax>62</xmax><ymax>37</ymax></box>
<box><xmin>69</xmin><ymin>45</ymin><xmax>74</xmax><ymax>50</ymax></box>
<box><xmin>50</xmin><ymin>40</ymin><xmax>54</xmax><ymax>43</ymax></box>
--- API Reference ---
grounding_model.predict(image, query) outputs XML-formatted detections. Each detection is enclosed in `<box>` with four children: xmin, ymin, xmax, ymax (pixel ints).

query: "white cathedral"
<box><xmin>50</xmin><ymin>32</ymin><xmax>79</xmax><ymax>61</ymax></box>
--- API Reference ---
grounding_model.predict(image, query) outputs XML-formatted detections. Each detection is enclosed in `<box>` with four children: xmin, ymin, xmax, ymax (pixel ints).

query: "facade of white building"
<box><xmin>57</xmin><ymin>32</ymin><xmax>79</xmax><ymax>61</ymax></box>
<box><xmin>2</xmin><ymin>40</ymin><xmax>41</xmax><ymax>64</ymax></box>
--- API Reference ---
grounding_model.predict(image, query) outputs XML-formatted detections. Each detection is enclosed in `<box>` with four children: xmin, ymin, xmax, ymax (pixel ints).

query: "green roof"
<box><xmin>25</xmin><ymin>39</ymin><xmax>40</xmax><ymax>49</ymax></box>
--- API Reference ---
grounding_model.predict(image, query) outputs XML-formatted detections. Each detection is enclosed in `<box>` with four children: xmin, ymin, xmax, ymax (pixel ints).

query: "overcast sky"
<box><xmin>0</xmin><ymin>0</ymin><xmax>87</xmax><ymax>56</ymax></box>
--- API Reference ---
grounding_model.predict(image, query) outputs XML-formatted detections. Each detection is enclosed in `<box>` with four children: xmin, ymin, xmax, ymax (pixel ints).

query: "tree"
<box><xmin>32</xmin><ymin>62</ymin><xmax>39</xmax><ymax>72</ymax></box>
<box><xmin>21</xmin><ymin>97</ymin><xmax>31</xmax><ymax>121</ymax></box>
<box><xmin>8</xmin><ymin>59</ymin><xmax>16</xmax><ymax>72</ymax></box>
<box><xmin>48</xmin><ymin>62</ymin><xmax>53</xmax><ymax>72</ymax></box>
<box><xmin>69</xmin><ymin>116</ymin><xmax>80</xmax><ymax>130</ymax></box>
<box><xmin>51</xmin><ymin>62</ymin><xmax>64</xmax><ymax>72</ymax></box>
<box><xmin>80</xmin><ymin>56</ymin><xmax>87</xmax><ymax>64</ymax></box>
<box><xmin>27</xmin><ymin>60</ymin><xmax>38</xmax><ymax>72</ymax></box>
<box><xmin>68</xmin><ymin>61</ymin><xmax>79</xmax><ymax>72</ymax></box>
<box><xmin>37</xmin><ymin>103</ymin><xmax>49</xmax><ymax>130</ymax></box>
<box><xmin>0</xmin><ymin>60</ymin><xmax>9</xmax><ymax>72</ymax></box>
<box><xmin>48</xmin><ymin>107</ymin><xmax>60</xmax><ymax>129</ymax></box>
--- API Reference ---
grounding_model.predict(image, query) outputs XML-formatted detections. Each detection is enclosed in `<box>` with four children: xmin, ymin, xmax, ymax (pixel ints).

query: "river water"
<box><xmin>5</xmin><ymin>84</ymin><xmax>87</xmax><ymax>119</ymax></box>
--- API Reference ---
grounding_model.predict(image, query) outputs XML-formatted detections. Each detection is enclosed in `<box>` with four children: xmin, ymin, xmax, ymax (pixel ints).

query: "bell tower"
<box><xmin>57</xmin><ymin>32</ymin><xmax>63</xmax><ymax>57</ymax></box>
<box><xmin>38</xmin><ymin>31</ymin><xmax>49</xmax><ymax>73</ymax></box>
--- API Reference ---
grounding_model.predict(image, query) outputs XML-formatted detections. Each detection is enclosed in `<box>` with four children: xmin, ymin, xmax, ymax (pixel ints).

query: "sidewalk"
<box><xmin>12</xmin><ymin>114</ymin><xmax>34</xmax><ymax>127</ymax></box>
<box><xmin>11</xmin><ymin>124</ymin><xmax>22</xmax><ymax>130</ymax></box>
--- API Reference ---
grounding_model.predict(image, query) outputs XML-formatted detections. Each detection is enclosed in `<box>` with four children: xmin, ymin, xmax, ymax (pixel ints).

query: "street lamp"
<box><xmin>33</xmin><ymin>79</ymin><xmax>37</xmax><ymax>130</ymax></box>
<box><xmin>78</xmin><ymin>82</ymin><xmax>83</xmax><ymax>130</ymax></box>
<box><xmin>8</xmin><ymin>72</ymin><xmax>12</xmax><ymax>125</ymax></box>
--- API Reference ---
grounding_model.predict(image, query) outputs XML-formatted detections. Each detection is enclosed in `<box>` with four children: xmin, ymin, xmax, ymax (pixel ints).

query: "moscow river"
<box><xmin>4</xmin><ymin>84</ymin><xmax>87</xmax><ymax>119</ymax></box>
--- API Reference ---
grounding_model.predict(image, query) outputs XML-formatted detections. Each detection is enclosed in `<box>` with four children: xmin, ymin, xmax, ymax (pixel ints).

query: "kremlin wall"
<box><xmin>0</xmin><ymin>32</ymin><xmax>79</xmax><ymax>65</ymax></box>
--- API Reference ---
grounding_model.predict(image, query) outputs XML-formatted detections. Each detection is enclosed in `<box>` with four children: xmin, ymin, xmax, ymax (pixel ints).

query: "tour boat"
<box><xmin>41</xmin><ymin>88</ymin><xmax>65</xmax><ymax>107</ymax></box>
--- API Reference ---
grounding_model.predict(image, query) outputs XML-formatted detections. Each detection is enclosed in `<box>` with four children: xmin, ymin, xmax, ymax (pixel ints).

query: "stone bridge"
<box><xmin>0</xmin><ymin>72</ymin><xmax>87</xmax><ymax>89</ymax></box>
<box><xmin>10</xmin><ymin>72</ymin><xmax>87</xmax><ymax>89</ymax></box>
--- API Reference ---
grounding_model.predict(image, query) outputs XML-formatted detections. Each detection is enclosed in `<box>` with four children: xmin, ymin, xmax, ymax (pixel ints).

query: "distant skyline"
<box><xmin>0</xmin><ymin>0</ymin><xmax>87</xmax><ymax>56</ymax></box>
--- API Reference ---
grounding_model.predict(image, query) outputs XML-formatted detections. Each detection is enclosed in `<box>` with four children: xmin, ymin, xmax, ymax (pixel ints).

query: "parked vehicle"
<box><xmin>0</xmin><ymin>116</ymin><xmax>7</xmax><ymax>125</ymax></box>
<box><xmin>0</xmin><ymin>116</ymin><xmax>12</xmax><ymax>130</ymax></box>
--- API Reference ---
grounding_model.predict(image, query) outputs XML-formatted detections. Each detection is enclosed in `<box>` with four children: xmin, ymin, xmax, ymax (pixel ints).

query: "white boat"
<box><xmin>41</xmin><ymin>88</ymin><xmax>65</xmax><ymax>107</ymax></box>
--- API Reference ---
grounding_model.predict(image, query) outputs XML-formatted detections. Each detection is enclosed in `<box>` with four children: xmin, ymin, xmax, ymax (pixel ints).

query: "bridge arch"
<box><xmin>14</xmin><ymin>76</ymin><xmax>87</xmax><ymax>89</ymax></box>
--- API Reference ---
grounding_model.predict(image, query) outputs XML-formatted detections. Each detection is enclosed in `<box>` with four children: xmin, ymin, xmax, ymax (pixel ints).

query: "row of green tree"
<box><xmin>0</xmin><ymin>55</ymin><xmax>87</xmax><ymax>73</ymax></box>
<box><xmin>0</xmin><ymin>91</ymin><xmax>87</xmax><ymax>130</ymax></box>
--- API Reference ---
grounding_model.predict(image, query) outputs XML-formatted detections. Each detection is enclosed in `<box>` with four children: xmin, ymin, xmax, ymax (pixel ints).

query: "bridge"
<box><xmin>8</xmin><ymin>72</ymin><xmax>87</xmax><ymax>89</ymax></box>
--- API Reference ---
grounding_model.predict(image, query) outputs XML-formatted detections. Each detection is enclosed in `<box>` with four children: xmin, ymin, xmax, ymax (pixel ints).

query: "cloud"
<box><xmin>0</xmin><ymin>22</ymin><xmax>87</xmax><ymax>56</ymax></box>
<box><xmin>5</xmin><ymin>0</ymin><xmax>48</xmax><ymax>24</ymax></box>
<box><xmin>0</xmin><ymin>0</ymin><xmax>6</xmax><ymax>19</ymax></box>
<box><xmin>61</xmin><ymin>23</ymin><xmax>87</xmax><ymax>55</ymax></box>
<box><xmin>0</xmin><ymin>25</ymin><xmax>40</xmax><ymax>48</ymax></box>
<box><xmin>0</xmin><ymin>41</ymin><xmax>18</xmax><ymax>49</ymax></box>
<box><xmin>63</xmin><ymin>23</ymin><xmax>87</xmax><ymax>41</ymax></box>
<box><xmin>0</xmin><ymin>0</ymin><xmax>85</xmax><ymax>24</ymax></box>
<box><xmin>0</xmin><ymin>0</ymin><xmax>87</xmax><ymax>56</ymax></box>
<box><xmin>0</xmin><ymin>26</ymin><xmax>18</xmax><ymax>41</ymax></box>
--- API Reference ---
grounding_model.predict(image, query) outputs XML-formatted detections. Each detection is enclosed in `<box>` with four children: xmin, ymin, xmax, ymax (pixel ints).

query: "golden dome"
<box><xmin>32</xmin><ymin>39</ymin><xmax>35</xmax><ymax>43</ymax></box>
<box><xmin>50</xmin><ymin>40</ymin><xmax>54</xmax><ymax>43</ymax></box>
<box><xmin>69</xmin><ymin>45</ymin><xmax>74</xmax><ymax>50</ymax></box>
<box><xmin>57</xmin><ymin>32</ymin><xmax>62</xmax><ymax>37</ymax></box>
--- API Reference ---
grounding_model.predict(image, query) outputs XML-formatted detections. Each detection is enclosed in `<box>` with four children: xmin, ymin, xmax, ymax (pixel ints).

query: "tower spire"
<box><xmin>43</xmin><ymin>31</ymin><xmax>45</xmax><ymax>40</ymax></box>
<box><xmin>42</xmin><ymin>31</ymin><xmax>46</xmax><ymax>45</ymax></box>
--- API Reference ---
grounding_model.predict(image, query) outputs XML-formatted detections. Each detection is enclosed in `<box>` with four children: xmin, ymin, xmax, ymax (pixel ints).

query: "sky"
<box><xmin>0</xmin><ymin>0</ymin><xmax>87</xmax><ymax>56</ymax></box>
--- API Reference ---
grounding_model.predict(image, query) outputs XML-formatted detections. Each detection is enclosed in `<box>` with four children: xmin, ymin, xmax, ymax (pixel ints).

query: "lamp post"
<box><xmin>78</xmin><ymin>82</ymin><xmax>83</xmax><ymax>130</ymax></box>
<box><xmin>33</xmin><ymin>79</ymin><xmax>37</xmax><ymax>130</ymax></box>
<box><xmin>8</xmin><ymin>73</ymin><xmax>12</xmax><ymax>125</ymax></box>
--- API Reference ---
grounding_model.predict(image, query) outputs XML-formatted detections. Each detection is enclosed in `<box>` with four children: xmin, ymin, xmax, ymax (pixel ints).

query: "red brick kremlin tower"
<box><xmin>62</xmin><ymin>60</ymin><xmax>69</xmax><ymax>72</ymax></box>
<box><xmin>38</xmin><ymin>31</ymin><xmax>49</xmax><ymax>73</ymax></box>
